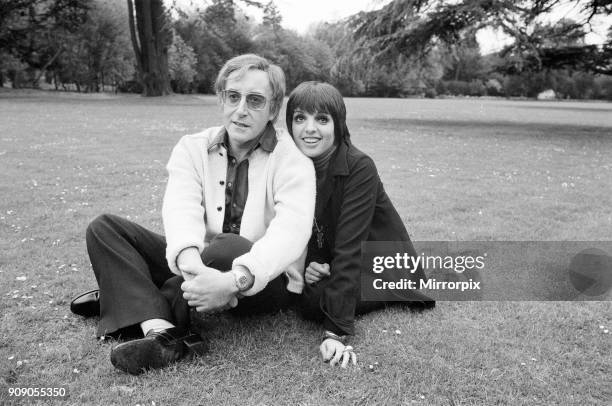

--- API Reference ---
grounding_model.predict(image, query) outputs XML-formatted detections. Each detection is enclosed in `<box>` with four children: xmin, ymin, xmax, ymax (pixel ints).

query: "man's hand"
<box><xmin>181</xmin><ymin>268</ymin><xmax>239</xmax><ymax>313</ymax></box>
<box><xmin>305</xmin><ymin>262</ymin><xmax>330</xmax><ymax>285</ymax></box>
<box><xmin>177</xmin><ymin>247</ymin><xmax>209</xmax><ymax>281</ymax></box>
<box><xmin>320</xmin><ymin>338</ymin><xmax>357</xmax><ymax>368</ymax></box>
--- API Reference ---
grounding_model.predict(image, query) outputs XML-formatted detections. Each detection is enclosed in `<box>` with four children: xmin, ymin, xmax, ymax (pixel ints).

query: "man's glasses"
<box><xmin>221</xmin><ymin>90</ymin><xmax>268</xmax><ymax>111</ymax></box>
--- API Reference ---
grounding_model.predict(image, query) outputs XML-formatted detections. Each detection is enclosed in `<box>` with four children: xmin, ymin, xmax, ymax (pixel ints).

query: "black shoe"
<box><xmin>70</xmin><ymin>289</ymin><xmax>100</xmax><ymax>317</ymax></box>
<box><xmin>110</xmin><ymin>327</ymin><xmax>208</xmax><ymax>375</ymax></box>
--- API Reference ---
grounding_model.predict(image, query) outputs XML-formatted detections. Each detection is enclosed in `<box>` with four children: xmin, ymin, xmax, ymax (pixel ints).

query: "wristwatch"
<box><xmin>231</xmin><ymin>266</ymin><xmax>255</xmax><ymax>292</ymax></box>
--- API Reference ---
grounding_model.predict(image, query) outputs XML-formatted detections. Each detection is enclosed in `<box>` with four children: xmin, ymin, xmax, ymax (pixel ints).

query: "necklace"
<box><xmin>313</xmin><ymin>218</ymin><xmax>324</xmax><ymax>249</ymax></box>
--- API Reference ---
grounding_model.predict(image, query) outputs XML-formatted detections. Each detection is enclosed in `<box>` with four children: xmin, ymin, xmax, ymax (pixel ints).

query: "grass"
<box><xmin>0</xmin><ymin>89</ymin><xmax>611</xmax><ymax>405</ymax></box>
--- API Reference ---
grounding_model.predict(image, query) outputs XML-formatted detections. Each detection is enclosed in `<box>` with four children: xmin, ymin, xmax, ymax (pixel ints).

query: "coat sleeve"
<box><xmin>232</xmin><ymin>140</ymin><xmax>316</xmax><ymax>296</ymax></box>
<box><xmin>162</xmin><ymin>136</ymin><xmax>207</xmax><ymax>275</ymax></box>
<box><xmin>321</xmin><ymin>155</ymin><xmax>380</xmax><ymax>335</ymax></box>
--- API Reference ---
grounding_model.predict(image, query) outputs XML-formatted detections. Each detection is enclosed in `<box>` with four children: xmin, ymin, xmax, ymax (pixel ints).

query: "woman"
<box><xmin>286</xmin><ymin>82</ymin><xmax>434</xmax><ymax>368</ymax></box>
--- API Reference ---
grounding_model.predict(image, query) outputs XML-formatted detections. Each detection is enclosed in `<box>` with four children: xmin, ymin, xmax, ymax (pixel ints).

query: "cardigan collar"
<box><xmin>208</xmin><ymin>121</ymin><xmax>277</xmax><ymax>153</ymax></box>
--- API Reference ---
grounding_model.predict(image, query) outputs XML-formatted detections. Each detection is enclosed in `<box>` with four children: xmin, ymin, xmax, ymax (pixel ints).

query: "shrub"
<box><xmin>445</xmin><ymin>80</ymin><xmax>469</xmax><ymax>95</ymax></box>
<box><xmin>594</xmin><ymin>76</ymin><xmax>612</xmax><ymax>100</ymax></box>
<box><xmin>117</xmin><ymin>80</ymin><xmax>143</xmax><ymax>94</ymax></box>
<box><xmin>485</xmin><ymin>78</ymin><xmax>503</xmax><ymax>96</ymax></box>
<box><xmin>467</xmin><ymin>80</ymin><xmax>486</xmax><ymax>96</ymax></box>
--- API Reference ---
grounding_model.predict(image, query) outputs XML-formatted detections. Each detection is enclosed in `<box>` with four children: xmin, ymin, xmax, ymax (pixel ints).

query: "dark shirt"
<box><xmin>212</xmin><ymin>123</ymin><xmax>277</xmax><ymax>234</ymax></box>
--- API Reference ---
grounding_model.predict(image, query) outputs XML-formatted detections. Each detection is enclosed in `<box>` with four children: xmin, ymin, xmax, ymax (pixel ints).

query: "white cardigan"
<box><xmin>162</xmin><ymin>126</ymin><xmax>315</xmax><ymax>296</ymax></box>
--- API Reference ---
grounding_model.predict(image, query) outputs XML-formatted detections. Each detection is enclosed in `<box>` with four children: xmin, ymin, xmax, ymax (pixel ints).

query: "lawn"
<box><xmin>1</xmin><ymin>90</ymin><xmax>611</xmax><ymax>405</ymax></box>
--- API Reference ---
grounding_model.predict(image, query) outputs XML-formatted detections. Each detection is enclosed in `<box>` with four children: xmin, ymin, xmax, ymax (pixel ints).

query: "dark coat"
<box><xmin>302</xmin><ymin>138</ymin><xmax>430</xmax><ymax>336</ymax></box>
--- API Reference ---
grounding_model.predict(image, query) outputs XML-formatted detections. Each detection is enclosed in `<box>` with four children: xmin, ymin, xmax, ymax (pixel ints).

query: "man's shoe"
<box><xmin>110</xmin><ymin>327</ymin><xmax>208</xmax><ymax>375</ymax></box>
<box><xmin>70</xmin><ymin>289</ymin><xmax>100</xmax><ymax>317</ymax></box>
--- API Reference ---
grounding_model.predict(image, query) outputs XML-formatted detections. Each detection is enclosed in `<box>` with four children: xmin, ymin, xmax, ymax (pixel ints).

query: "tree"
<box><xmin>351</xmin><ymin>0</ymin><xmax>612</xmax><ymax>75</ymax></box>
<box><xmin>310</xmin><ymin>22</ymin><xmax>365</xmax><ymax>95</ymax></box>
<box><xmin>126</xmin><ymin>0</ymin><xmax>172</xmax><ymax>96</ymax></box>
<box><xmin>262</xmin><ymin>1</ymin><xmax>282</xmax><ymax>33</ymax></box>
<box><xmin>55</xmin><ymin>0</ymin><xmax>134</xmax><ymax>92</ymax></box>
<box><xmin>0</xmin><ymin>0</ymin><xmax>89</xmax><ymax>87</ymax></box>
<box><xmin>174</xmin><ymin>1</ymin><xmax>256</xmax><ymax>93</ymax></box>
<box><xmin>128</xmin><ymin>0</ymin><xmax>264</xmax><ymax>96</ymax></box>
<box><xmin>254</xmin><ymin>24</ymin><xmax>334</xmax><ymax>91</ymax></box>
<box><xmin>310</xmin><ymin>20</ymin><xmax>442</xmax><ymax>97</ymax></box>
<box><xmin>168</xmin><ymin>31</ymin><xmax>197</xmax><ymax>93</ymax></box>
<box><xmin>439</xmin><ymin>30</ymin><xmax>485</xmax><ymax>81</ymax></box>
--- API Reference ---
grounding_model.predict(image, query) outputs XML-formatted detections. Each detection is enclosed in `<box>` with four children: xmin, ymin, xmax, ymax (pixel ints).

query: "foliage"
<box><xmin>254</xmin><ymin>26</ymin><xmax>334</xmax><ymax>91</ymax></box>
<box><xmin>55</xmin><ymin>0</ymin><xmax>134</xmax><ymax>92</ymax></box>
<box><xmin>168</xmin><ymin>31</ymin><xmax>198</xmax><ymax>93</ymax></box>
<box><xmin>0</xmin><ymin>50</ymin><xmax>29</xmax><ymax>87</ymax></box>
<box><xmin>0</xmin><ymin>0</ymin><xmax>89</xmax><ymax>87</ymax></box>
<box><xmin>351</xmin><ymin>0</ymin><xmax>612</xmax><ymax>75</ymax></box>
<box><xmin>262</xmin><ymin>0</ymin><xmax>282</xmax><ymax>32</ymax></box>
<box><xmin>2</xmin><ymin>0</ymin><xmax>612</xmax><ymax>99</ymax></box>
<box><xmin>174</xmin><ymin>1</ymin><xmax>256</xmax><ymax>93</ymax></box>
<box><xmin>439</xmin><ymin>31</ymin><xmax>485</xmax><ymax>81</ymax></box>
<box><xmin>0</xmin><ymin>0</ymin><xmax>133</xmax><ymax>91</ymax></box>
<box><xmin>311</xmin><ymin>20</ymin><xmax>444</xmax><ymax>97</ymax></box>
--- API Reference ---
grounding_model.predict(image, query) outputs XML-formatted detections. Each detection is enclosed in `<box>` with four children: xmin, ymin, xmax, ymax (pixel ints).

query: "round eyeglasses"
<box><xmin>221</xmin><ymin>90</ymin><xmax>268</xmax><ymax>111</ymax></box>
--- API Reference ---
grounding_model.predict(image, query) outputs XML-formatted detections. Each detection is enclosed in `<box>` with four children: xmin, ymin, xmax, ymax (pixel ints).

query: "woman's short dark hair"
<box><xmin>286</xmin><ymin>81</ymin><xmax>350</xmax><ymax>143</ymax></box>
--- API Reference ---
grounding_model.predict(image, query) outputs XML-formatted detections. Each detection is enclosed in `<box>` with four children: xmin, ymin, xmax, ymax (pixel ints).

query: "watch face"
<box><xmin>237</xmin><ymin>274</ymin><xmax>248</xmax><ymax>289</ymax></box>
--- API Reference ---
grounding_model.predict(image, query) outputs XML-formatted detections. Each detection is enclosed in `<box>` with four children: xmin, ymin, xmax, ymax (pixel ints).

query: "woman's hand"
<box><xmin>320</xmin><ymin>338</ymin><xmax>357</xmax><ymax>368</ymax></box>
<box><xmin>305</xmin><ymin>262</ymin><xmax>330</xmax><ymax>285</ymax></box>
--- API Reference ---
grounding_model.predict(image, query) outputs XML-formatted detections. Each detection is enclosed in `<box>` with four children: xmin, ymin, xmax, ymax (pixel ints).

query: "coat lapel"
<box><xmin>315</xmin><ymin>141</ymin><xmax>350</xmax><ymax>218</ymax></box>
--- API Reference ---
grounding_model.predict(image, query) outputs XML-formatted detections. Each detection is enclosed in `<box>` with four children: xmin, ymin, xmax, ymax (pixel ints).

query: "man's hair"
<box><xmin>214</xmin><ymin>54</ymin><xmax>286</xmax><ymax>122</ymax></box>
<box><xmin>286</xmin><ymin>81</ymin><xmax>350</xmax><ymax>143</ymax></box>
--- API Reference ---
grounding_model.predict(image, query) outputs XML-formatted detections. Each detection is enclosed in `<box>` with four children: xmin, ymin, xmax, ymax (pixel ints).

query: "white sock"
<box><xmin>140</xmin><ymin>319</ymin><xmax>174</xmax><ymax>336</ymax></box>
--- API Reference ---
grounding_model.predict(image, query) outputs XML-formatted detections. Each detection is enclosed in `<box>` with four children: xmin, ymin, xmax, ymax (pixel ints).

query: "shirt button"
<box><xmin>231</xmin><ymin>223</ymin><xmax>237</xmax><ymax>229</ymax></box>
<box><xmin>217</xmin><ymin>206</ymin><xmax>222</xmax><ymax>211</ymax></box>
<box><xmin>228</xmin><ymin>182</ymin><xmax>232</xmax><ymax>188</ymax></box>
<box><xmin>220</xmin><ymin>180</ymin><xmax>225</xmax><ymax>185</ymax></box>
<box><xmin>232</xmin><ymin>203</ymin><xmax>237</xmax><ymax>208</ymax></box>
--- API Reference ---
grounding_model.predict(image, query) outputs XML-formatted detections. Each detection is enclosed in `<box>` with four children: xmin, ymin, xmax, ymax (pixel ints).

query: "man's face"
<box><xmin>221</xmin><ymin>69</ymin><xmax>274</xmax><ymax>152</ymax></box>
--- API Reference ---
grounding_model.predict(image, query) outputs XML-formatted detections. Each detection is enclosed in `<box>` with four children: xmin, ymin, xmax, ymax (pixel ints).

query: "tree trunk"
<box><xmin>127</xmin><ymin>0</ymin><xmax>172</xmax><ymax>96</ymax></box>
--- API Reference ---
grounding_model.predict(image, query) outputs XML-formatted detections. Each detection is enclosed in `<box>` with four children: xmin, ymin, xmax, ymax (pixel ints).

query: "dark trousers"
<box><xmin>86</xmin><ymin>214</ymin><xmax>295</xmax><ymax>338</ymax></box>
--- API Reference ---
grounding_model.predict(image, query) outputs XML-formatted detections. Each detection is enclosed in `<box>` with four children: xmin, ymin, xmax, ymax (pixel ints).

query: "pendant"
<box><xmin>316</xmin><ymin>230</ymin><xmax>324</xmax><ymax>249</ymax></box>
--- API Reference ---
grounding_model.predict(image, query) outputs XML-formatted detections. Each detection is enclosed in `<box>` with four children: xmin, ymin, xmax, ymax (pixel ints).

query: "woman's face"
<box><xmin>291</xmin><ymin>109</ymin><xmax>335</xmax><ymax>159</ymax></box>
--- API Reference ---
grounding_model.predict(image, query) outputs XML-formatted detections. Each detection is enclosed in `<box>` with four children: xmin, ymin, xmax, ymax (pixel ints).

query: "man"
<box><xmin>70</xmin><ymin>54</ymin><xmax>316</xmax><ymax>374</ymax></box>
